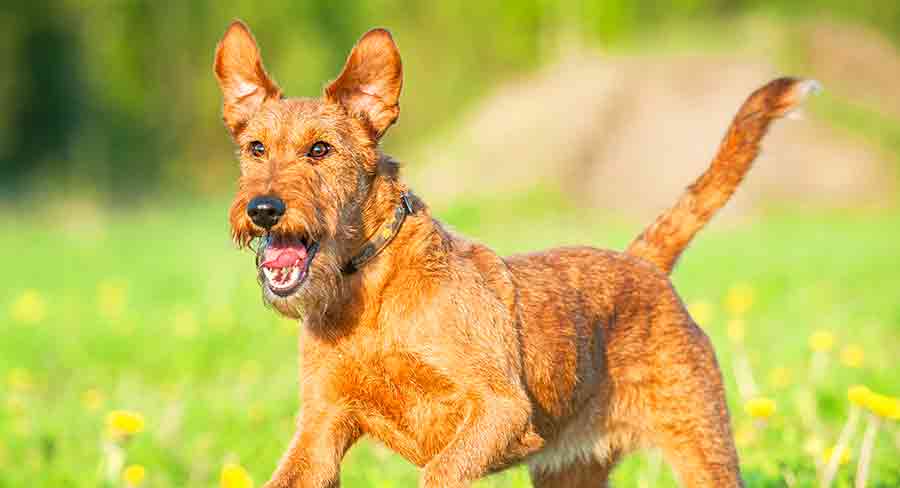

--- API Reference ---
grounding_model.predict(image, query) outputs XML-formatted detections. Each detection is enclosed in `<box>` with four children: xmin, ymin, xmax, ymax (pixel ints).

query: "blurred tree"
<box><xmin>0</xmin><ymin>3</ymin><xmax>83</xmax><ymax>196</ymax></box>
<box><xmin>0</xmin><ymin>0</ymin><xmax>898</xmax><ymax>201</ymax></box>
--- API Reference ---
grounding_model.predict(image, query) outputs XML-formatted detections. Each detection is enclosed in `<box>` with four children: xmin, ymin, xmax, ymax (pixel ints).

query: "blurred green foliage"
<box><xmin>2</xmin><ymin>0</ymin><xmax>900</xmax><ymax>200</ymax></box>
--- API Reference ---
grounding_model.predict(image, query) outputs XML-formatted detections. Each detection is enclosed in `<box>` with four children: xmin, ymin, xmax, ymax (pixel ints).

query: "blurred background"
<box><xmin>2</xmin><ymin>1</ymin><xmax>899</xmax><ymax>487</ymax></box>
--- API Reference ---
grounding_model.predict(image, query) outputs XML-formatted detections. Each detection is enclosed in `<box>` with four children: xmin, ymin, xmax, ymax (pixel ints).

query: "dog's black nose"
<box><xmin>247</xmin><ymin>195</ymin><xmax>286</xmax><ymax>229</ymax></box>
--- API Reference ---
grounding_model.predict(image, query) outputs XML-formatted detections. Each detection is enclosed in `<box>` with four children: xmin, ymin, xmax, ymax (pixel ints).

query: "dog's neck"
<box><xmin>304</xmin><ymin>155</ymin><xmax>448</xmax><ymax>336</ymax></box>
<box><xmin>357</xmin><ymin>155</ymin><xmax>409</xmax><ymax>251</ymax></box>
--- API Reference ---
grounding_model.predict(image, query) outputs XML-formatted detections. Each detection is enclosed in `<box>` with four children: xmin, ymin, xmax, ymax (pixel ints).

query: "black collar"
<box><xmin>342</xmin><ymin>192</ymin><xmax>415</xmax><ymax>274</ymax></box>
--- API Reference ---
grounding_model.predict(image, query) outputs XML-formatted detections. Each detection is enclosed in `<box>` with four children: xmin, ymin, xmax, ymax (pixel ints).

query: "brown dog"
<box><xmin>214</xmin><ymin>20</ymin><xmax>817</xmax><ymax>488</ymax></box>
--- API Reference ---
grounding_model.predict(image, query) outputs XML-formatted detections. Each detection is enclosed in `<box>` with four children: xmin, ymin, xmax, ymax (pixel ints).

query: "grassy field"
<box><xmin>2</xmin><ymin>192</ymin><xmax>899</xmax><ymax>487</ymax></box>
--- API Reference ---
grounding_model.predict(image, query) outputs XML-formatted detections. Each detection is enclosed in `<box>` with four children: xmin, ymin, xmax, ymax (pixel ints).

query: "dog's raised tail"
<box><xmin>627</xmin><ymin>77</ymin><xmax>821</xmax><ymax>275</ymax></box>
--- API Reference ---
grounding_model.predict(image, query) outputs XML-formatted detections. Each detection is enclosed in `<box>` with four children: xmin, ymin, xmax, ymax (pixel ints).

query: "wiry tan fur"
<box><xmin>213</xmin><ymin>20</ymin><xmax>816</xmax><ymax>488</ymax></box>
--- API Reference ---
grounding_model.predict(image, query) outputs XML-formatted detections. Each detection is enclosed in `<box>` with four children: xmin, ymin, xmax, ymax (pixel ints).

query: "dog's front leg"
<box><xmin>263</xmin><ymin>404</ymin><xmax>360</xmax><ymax>488</ymax></box>
<box><xmin>420</xmin><ymin>392</ymin><xmax>532</xmax><ymax>488</ymax></box>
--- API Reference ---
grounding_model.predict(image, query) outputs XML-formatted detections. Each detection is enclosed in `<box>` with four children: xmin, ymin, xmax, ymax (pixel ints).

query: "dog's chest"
<box><xmin>327</xmin><ymin>350</ymin><xmax>465</xmax><ymax>466</ymax></box>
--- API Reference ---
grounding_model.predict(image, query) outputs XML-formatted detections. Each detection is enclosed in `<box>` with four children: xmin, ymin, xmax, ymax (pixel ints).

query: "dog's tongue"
<box><xmin>261</xmin><ymin>241</ymin><xmax>307</xmax><ymax>269</ymax></box>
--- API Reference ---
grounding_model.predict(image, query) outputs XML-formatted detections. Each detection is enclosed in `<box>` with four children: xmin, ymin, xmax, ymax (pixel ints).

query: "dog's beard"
<box><xmin>258</xmin><ymin>240</ymin><xmax>346</xmax><ymax>322</ymax></box>
<box><xmin>245</xmin><ymin>176</ymin><xmax>370</xmax><ymax>324</ymax></box>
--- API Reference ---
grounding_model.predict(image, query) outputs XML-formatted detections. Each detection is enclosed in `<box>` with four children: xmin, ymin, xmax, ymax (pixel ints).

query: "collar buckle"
<box><xmin>343</xmin><ymin>191</ymin><xmax>416</xmax><ymax>275</ymax></box>
<box><xmin>400</xmin><ymin>192</ymin><xmax>414</xmax><ymax>215</ymax></box>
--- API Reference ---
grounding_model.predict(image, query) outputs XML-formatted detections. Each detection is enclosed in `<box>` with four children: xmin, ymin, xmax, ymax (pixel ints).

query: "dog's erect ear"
<box><xmin>214</xmin><ymin>21</ymin><xmax>282</xmax><ymax>137</ymax></box>
<box><xmin>325</xmin><ymin>29</ymin><xmax>402</xmax><ymax>139</ymax></box>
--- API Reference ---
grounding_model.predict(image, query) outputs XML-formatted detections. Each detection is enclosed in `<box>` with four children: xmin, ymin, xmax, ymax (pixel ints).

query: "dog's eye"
<box><xmin>307</xmin><ymin>141</ymin><xmax>331</xmax><ymax>160</ymax></box>
<box><xmin>249</xmin><ymin>141</ymin><xmax>266</xmax><ymax>158</ymax></box>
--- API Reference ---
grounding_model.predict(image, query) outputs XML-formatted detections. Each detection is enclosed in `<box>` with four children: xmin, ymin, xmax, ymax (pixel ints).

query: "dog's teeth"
<box><xmin>263</xmin><ymin>266</ymin><xmax>279</xmax><ymax>283</ymax></box>
<box><xmin>263</xmin><ymin>264</ymin><xmax>303</xmax><ymax>291</ymax></box>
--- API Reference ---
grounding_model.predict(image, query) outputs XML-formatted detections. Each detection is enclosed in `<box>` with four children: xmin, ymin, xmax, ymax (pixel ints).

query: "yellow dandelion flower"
<box><xmin>9</xmin><ymin>289</ymin><xmax>46</xmax><ymax>324</ymax></box>
<box><xmin>822</xmin><ymin>445</ymin><xmax>851</xmax><ymax>466</ymax></box>
<box><xmin>97</xmin><ymin>279</ymin><xmax>128</xmax><ymax>321</ymax></box>
<box><xmin>887</xmin><ymin>400</ymin><xmax>900</xmax><ymax>420</ymax></box>
<box><xmin>767</xmin><ymin>367</ymin><xmax>791</xmax><ymax>390</ymax></box>
<box><xmin>6</xmin><ymin>368</ymin><xmax>34</xmax><ymax>392</ymax></box>
<box><xmin>726</xmin><ymin>319</ymin><xmax>745</xmax><ymax>344</ymax></box>
<box><xmin>848</xmin><ymin>385</ymin><xmax>872</xmax><ymax>407</ymax></box>
<box><xmin>106</xmin><ymin>410</ymin><xmax>145</xmax><ymax>439</ymax></box>
<box><xmin>81</xmin><ymin>389</ymin><xmax>105</xmax><ymax>411</ymax></box>
<box><xmin>808</xmin><ymin>330</ymin><xmax>834</xmax><ymax>353</ymax></box>
<box><xmin>839</xmin><ymin>344</ymin><xmax>864</xmax><ymax>368</ymax></box>
<box><xmin>724</xmin><ymin>283</ymin><xmax>754</xmax><ymax>317</ymax></box>
<box><xmin>744</xmin><ymin>397</ymin><xmax>777</xmax><ymax>420</ymax></box>
<box><xmin>221</xmin><ymin>462</ymin><xmax>254</xmax><ymax>488</ymax></box>
<box><xmin>688</xmin><ymin>300</ymin><xmax>714</xmax><ymax>325</ymax></box>
<box><xmin>123</xmin><ymin>464</ymin><xmax>146</xmax><ymax>486</ymax></box>
<box><xmin>863</xmin><ymin>392</ymin><xmax>900</xmax><ymax>420</ymax></box>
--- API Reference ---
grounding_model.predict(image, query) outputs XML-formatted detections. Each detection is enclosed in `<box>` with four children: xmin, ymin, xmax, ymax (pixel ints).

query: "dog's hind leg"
<box><xmin>645</xmin><ymin>325</ymin><xmax>743</xmax><ymax>487</ymax></box>
<box><xmin>529</xmin><ymin>454</ymin><xmax>620</xmax><ymax>488</ymax></box>
<box><xmin>654</xmin><ymin>422</ymin><xmax>742</xmax><ymax>488</ymax></box>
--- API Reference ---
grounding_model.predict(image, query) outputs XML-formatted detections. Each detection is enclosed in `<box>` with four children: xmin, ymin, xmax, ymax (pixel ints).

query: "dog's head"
<box><xmin>214</xmin><ymin>21</ymin><xmax>402</xmax><ymax>319</ymax></box>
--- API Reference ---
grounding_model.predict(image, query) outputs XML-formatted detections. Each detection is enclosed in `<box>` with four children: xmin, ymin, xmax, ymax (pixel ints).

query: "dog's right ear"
<box><xmin>214</xmin><ymin>20</ymin><xmax>282</xmax><ymax>138</ymax></box>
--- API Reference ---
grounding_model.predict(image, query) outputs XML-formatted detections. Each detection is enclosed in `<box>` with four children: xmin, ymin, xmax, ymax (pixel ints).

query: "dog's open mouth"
<box><xmin>257</xmin><ymin>236</ymin><xmax>319</xmax><ymax>296</ymax></box>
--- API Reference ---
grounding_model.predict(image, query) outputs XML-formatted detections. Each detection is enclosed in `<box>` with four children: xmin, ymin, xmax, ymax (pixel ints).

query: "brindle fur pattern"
<box><xmin>213</xmin><ymin>20</ymin><xmax>816</xmax><ymax>487</ymax></box>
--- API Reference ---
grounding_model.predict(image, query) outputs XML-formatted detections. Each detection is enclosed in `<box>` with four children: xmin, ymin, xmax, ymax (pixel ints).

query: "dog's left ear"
<box><xmin>325</xmin><ymin>29</ymin><xmax>402</xmax><ymax>140</ymax></box>
<box><xmin>214</xmin><ymin>20</ymin><xmax>282</xmax><ymax>138</ymax></box>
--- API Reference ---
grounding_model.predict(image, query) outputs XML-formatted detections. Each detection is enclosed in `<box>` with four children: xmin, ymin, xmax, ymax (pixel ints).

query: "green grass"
<box><xmin>2</xmin><ymin>195</ymin><xmax>899</xmax><ymax>487</ymax></box>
